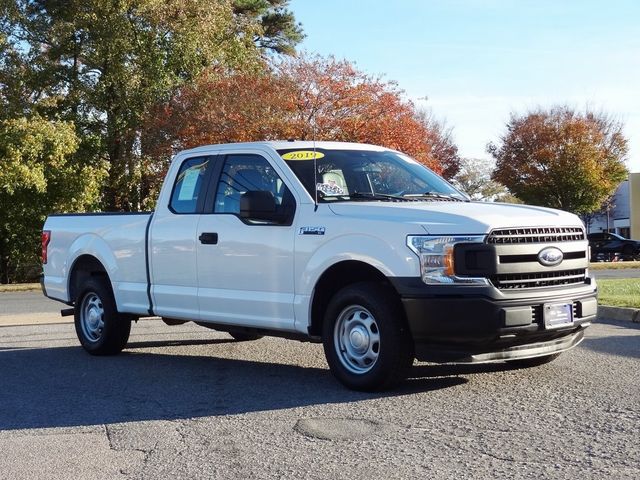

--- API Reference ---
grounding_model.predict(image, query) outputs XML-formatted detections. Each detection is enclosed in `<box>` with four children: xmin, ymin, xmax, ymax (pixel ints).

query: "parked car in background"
<box><xmin>588</xmin><ymin>232</ymin><xmax>640</xmax><ymax>261</ymax></box>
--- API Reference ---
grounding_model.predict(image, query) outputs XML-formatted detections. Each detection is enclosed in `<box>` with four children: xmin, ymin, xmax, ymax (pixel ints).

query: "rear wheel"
<box><xmin>322</xmin><ymin>282</ymin><xmax>413</xmax><ymax>391</ymax></box>
<box><xmin>507</xmin><ymin>353</ymin><xmax>560</xmax><ymax>368</ymax></box>
<box><xmin>74</xmin><ymin>277</ymin><xmax>131</xmax><ymax>355</ymax></box>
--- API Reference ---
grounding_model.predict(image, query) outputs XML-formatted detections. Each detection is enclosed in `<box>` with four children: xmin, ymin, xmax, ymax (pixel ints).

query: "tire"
<box><xmin>162</xmin><ymin>317</ymin><xmax>188</xmax><ymax>326</ymax></box>
<box><xmin>322</xmin><ymin>282</ymin><xmax>414</xmax><ymax>391</ymax></box>
<box><xmin>622</xmin><ymin>245</ymin><xmax>635</xmax><ymax>261</ymax></box>
<box><xmin>507</xmin><ymin>353</ymin><xmax>560</xmax><ymax>368</ymax></box>
<box><xmin>229</xmin><ymin>332</ymin><xmax>263</xmax><ymax>342</ymax></box>
<box><xmin>74</xmin><ymin>276</ymin><xmax>131</xmax><ymax>355</ymax></box>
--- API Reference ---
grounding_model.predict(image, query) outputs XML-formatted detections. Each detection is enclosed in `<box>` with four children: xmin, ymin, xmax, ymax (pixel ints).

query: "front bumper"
<box><xmin>463</xmin><ymin>329</ymin><xmax>584</xmax><ymax>363</ymax></box>
<box><xmin>391</xmin><ymin>278</ymin><xmax>597</xmax><ymax>363</ymax></box>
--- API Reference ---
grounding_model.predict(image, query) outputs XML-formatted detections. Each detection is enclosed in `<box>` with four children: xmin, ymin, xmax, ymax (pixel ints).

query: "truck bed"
<box><xmin>43</xmin><ymin>212</ymin><xmax>153</xmax><ymax>315</ymax></box>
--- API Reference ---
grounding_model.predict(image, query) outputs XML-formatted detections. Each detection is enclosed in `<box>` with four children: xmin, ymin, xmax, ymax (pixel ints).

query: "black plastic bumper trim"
<box><xmin>414</xmin><ymin>328</ymin><xmax>586</xmax><ymax>363</ymax></box>
<box><xmin>391</xmin><ymin>276</ymin><xmax>596</xmax><ymax>362</ymax></box>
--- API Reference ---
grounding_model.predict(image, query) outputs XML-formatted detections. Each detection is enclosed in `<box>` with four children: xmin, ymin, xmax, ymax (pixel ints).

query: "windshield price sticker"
<box><xmin>178</xmin><ymin>168</ymin><xmax>200</xmax><ymax>201</ymax></box>
<box><xmin>281</xmin><ymin>151</ymin><xmax>325</xmax><ymax>161</ymax></box>
<box><xmin>316</xmin><ymin>182</ymin><xmax>345</xmax><ymax>195</ymax></box>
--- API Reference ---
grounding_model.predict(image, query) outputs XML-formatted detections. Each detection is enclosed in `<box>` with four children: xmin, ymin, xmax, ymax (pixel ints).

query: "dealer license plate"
<box><xmin>543</xmin><ymin>303</ymin><xmax>574</xmax><ymax>329</ymax></box>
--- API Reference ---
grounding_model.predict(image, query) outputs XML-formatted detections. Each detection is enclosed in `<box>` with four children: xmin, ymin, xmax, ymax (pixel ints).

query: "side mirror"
<box><xmin>240</xmin><ymin>191</ymin><xmax>276</xmax><ymax>222</ymax></box>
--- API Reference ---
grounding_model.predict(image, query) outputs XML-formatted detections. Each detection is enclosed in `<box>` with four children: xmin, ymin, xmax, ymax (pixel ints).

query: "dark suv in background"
<box><xmin>588</xmin><ymin>232</ymin><xmax>640</xmax><ymax>261</ymax></box>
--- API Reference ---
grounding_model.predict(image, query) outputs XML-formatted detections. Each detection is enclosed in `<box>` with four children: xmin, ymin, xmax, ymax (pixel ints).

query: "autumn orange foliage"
<box><xmin>145</xmin><ymin>55</ymin><xmax>459</xmax><ymax>179</ymax></box>
<box><xmin>489</xmin><ymin>106</ymin><xmax>628</xmax><ymax>214</ymax></box>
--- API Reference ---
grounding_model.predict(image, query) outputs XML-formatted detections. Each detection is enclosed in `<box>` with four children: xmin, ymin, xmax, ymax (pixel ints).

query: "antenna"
<box><xmin>312</xmin><ymin>117</ymin><xmax>318</xmax><ymax>212</ymax></box>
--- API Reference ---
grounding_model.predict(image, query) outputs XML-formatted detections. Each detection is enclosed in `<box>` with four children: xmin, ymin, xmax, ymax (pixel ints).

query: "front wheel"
<box><xmin>322</xmin><ymin>282</ymin><xmax>413</xmax><ymax>391</ymax></box>
<box><xmin>74</xmin><ymin>277</ymin><xmax>131</xmax><ymax>355</ymax></box>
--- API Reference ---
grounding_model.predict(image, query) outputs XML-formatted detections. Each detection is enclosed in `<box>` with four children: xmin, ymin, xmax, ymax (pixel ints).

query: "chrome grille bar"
<box><xmin>490</xmin><ymin>269</ymin><xmax>587</xmax><ymax>289</ymax></box>
<box><xmin>488</xmin><ymin>227</ymin><xmax>585</xmax><ymax>244</ymax></box>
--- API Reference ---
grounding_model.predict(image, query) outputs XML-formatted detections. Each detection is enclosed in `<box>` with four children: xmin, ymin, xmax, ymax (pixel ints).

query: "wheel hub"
<box><xmin>348</xmin><ymin>326</ymin><xmax>369</xmax><ymax>352</ymax></box>
<box><xmin>80</xmin><ymin>292</ymin><xmax>105</xmax><ymax>343</ymax></box>
<box><xmin>334</xmin><ymin>305</ymin><xmax>381</xmax><ymax>374</ymax></box>
<box><xmin>88</xmin><ymin>309</ymin><xmax>100</xmax><ymax>329</ymax></box>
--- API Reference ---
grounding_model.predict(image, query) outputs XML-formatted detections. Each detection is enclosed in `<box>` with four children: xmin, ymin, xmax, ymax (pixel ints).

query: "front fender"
<box><xmin>298</xmin><ymin>233</ymin><xmax>420</xmax><ymax>296</ymax></box>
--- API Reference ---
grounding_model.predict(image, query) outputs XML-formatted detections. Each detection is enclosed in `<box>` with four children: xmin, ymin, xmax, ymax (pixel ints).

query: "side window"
<box><xmin>170</xmin><ymin>157</ymin><xmax>209</xmax><ymax>214</ymax></box>
<box><xmin>213</xmin><ymin>154</ymin><xmax>295</xmax><ymax>225</ymax></box>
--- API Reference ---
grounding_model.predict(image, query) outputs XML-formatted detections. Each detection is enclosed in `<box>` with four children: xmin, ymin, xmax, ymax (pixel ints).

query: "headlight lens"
<box><xmin>407</xmin><ymin>235</ymin><xmax>488</xmax><ymax>285</ymax></box>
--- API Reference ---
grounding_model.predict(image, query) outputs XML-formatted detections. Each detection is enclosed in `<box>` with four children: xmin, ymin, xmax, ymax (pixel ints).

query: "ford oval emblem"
<box><xmin>538</xmin><ymin>247</ymin><xmax>563</xmax><ymax>267</ymax></box>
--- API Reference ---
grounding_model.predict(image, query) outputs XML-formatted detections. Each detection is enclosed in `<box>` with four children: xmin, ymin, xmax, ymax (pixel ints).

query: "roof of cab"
<box><xmin>177</xmin><ymin>141</ymin><xmax>389</xmax><ymax>156</ymax></box>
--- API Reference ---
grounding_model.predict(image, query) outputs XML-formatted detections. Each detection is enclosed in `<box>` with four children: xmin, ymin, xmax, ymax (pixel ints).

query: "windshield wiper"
<box><xmin>403</xmin><ymin>192</ymin><xmax>466</xmax><ymax>201</ymax></box>
<box><xmin>327</xmin><ymin>191</ymin><xmax>462</xmax><ymax>203</ymax></box>
<box><xmin>346</xmin><ymin>192</ymin><xmax>411</xmax><ymax>202</ymax></box>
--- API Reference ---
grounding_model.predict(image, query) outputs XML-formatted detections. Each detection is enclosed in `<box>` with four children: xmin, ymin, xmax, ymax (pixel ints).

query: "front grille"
<box><xmin>499</xmin><ymin>251</ymin><xmax>586</xmax><ymax>264</ymax></box>
<box><xmin>490</xmin><ymin>269</ymin><xmax>587</xmax><ymax>289</ymax></box>
<box><xmin>532</xmin><ymin>305</ymin><xmax>542</xmax><ymax>324</ymax></box>
<box><xmin>488</xmin><ymin>227</ymin><xmax>585</xmax><ymax>244</ymax></box>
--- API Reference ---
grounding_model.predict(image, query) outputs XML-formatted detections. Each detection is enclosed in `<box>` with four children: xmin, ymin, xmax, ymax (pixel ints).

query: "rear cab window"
<box><xmin>169</xmin><ymin>156</ymin><xmax>209</xmax><ymax>213</ymax></box>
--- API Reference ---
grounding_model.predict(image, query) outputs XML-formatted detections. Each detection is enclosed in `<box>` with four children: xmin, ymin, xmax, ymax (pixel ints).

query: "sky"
<box><xmin>288</xmin><ymin>0</ymin><xmax>640</xmax><ymax>172</ymax></box>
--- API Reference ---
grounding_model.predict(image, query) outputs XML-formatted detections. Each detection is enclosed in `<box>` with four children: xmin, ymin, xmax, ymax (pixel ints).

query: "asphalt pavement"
<box><xmin>0</xmin><ymin>313</ymin><xmax>638</xmax><ymax>479</ymax></box>
<box><xmin>0</xmin><ymin>290</ymin><xmax>59</xmax><ymax>314</ymax></box>
<box><xmin>0</xmin><ymin>290</ymin><xmax>67</xmax><ymax>326</ymax></box>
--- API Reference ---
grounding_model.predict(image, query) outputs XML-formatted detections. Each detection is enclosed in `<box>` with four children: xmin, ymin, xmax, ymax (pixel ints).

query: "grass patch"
<box><xmin>597</xmin><ymin>278</ymin><xmax>640</xmax><ymax>308</ymax></box>
<box><xmin>589</xmin><ymin>261</ymin><xmax>640</xmax><ymax>270</ymax></box>
<box><xmin>0</xmin><ymin>283</ymin><xmax>40</xmax><ymax>292</ymax></box>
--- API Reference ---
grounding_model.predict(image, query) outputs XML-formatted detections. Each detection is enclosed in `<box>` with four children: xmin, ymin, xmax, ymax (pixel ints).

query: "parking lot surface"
<box><xmin>0</xmin><ymin>314</ymin><xmax>638</xmax><ymax>479</ymax></box>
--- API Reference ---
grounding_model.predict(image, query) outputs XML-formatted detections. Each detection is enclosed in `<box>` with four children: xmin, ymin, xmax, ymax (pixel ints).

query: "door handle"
<box><xmin>199</xmin><ymin>232</ymin><xmax>218</xmax><ymax>245</ymax></box>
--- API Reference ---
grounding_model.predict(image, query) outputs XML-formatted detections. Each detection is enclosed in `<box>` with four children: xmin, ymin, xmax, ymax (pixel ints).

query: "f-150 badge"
<box><xmin>299</xmin><ymin>226</ymin><xmax>326</xmax><ymax>235</ymax></box>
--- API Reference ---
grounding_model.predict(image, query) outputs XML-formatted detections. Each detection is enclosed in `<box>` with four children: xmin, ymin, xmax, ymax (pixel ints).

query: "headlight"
<box><xmin>407</xmin><ymin>235</ymin><xmax>488</xmax><ymax>285</ymax></box>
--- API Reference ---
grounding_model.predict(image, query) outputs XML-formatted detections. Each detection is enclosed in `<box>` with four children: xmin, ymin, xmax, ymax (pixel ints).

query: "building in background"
<box><xmin>630</xmin><ymin>173</ymin><xmax>640</xmax><ymax>240</ymax></box>
<box><xmin>587</xmin><ymin>173</ymin><xmax>640</xmax><ymax>239</ymax></box>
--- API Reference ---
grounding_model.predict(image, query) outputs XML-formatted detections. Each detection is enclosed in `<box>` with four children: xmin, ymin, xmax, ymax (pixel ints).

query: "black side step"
<box><xmin>61</xmin><ymin>308</ymin><xmax>75</xmax><ymax>317</ymax></box>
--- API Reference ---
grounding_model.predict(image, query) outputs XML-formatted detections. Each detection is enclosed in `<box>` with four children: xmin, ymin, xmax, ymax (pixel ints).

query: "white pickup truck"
<box><xmin>42</xmin><ymin>141</ymin><xmax>597</xmax><ymax>391</ymax></box>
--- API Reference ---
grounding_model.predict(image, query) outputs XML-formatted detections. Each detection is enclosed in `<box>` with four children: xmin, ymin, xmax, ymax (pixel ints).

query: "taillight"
<box><xmin>42</xmin><ymin>230</ymin><xmax>51</xmax><ymax>264</ymax></box>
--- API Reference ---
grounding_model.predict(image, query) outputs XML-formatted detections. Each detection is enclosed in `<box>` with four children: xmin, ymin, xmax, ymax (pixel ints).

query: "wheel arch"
<box><xmin>68</xmin><ymin>254</ymin><xmax>111</xmax><ymax>304</ymax></box>
<box><xmin>65</xmin><ymin>232</ymin><xmax>119</xmax><ymax>303</ymax></box>
<box><xmin>308</xmin><ymin>260</ymin><xmax>402</xmax><ymax>337</ymax></box>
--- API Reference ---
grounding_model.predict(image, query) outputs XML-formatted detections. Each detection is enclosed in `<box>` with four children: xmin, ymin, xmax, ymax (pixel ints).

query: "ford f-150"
<box><xmin>41</xmin><ymin>141</ymin><xmax>598</xmax><ymax>390</ymax></box>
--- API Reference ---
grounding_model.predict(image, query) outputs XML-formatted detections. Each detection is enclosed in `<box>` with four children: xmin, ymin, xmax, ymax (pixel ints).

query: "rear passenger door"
<box><xmin>150</xmin><ymin>155</ymin><xmax>214</xmax><ymax>320</ymax></box>
<box><xmin>196</xmin><ymin>152</ymin><xmax>297</xmax><ymax>330</ymax></box>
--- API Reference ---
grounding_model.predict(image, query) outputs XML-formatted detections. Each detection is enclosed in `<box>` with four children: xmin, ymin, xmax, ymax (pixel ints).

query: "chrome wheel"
<box><xmin>80</xmin><ymin>292</ymin><xmax>104</xmax><ymax>343</ymax></box>
<box><xmin>334</xmin><ymin>305</ymin><xmax>380</xmax><ymax>374</ymax></box>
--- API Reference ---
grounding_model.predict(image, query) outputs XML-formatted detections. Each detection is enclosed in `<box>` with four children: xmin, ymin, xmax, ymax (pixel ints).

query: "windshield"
<box><xmin>279</xmin><ymin>148</ymin><xmax>466</xmax><ymax>202</ymax></box>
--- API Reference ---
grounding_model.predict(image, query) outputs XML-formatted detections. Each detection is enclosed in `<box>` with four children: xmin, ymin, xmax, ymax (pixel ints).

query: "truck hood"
<box><xmin>327</xmin><ymin>201</ymin><xmax>582</xmax><ymax>235</ymax></box>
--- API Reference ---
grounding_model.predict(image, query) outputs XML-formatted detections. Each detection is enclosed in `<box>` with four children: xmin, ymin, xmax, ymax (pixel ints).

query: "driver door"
<box><xmin>196</xmin><ymin>152</ymin><xmax>297</xmax><ymax>330</ymax></box>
